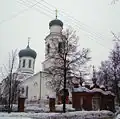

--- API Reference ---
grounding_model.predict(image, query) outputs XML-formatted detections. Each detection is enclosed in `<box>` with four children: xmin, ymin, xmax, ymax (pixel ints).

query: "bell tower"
<box><xmin>42</xmin><ymin>11</ymin><xmax>64</xmax><ymax>71</ymax></box>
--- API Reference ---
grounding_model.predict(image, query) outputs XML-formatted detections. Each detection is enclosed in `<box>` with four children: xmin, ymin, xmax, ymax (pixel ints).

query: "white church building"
<box><xmin>17</xmin><ymin>18</ymin><xmax>65</xmax><ymax>102</ymax></box>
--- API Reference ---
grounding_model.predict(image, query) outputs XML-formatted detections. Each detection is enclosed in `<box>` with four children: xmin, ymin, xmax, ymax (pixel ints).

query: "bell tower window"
<box><xmin>29</xmin><ymin>60</ymin><xmax>32</xmax><ymax>68</ymax></box>
<box><xmin>23</xmin><ymin>59</ymin><xmax>26</xmax><ymax>68</ymax></box>
<box><xmin>58</xmin><ymin>42</ymin><xmax>64</xmax><ymax>53</ymax></box>
<box><xmin>47</xmin><ymin>44</ymin><xmax>50</xmax><ymax>54</ymax></box>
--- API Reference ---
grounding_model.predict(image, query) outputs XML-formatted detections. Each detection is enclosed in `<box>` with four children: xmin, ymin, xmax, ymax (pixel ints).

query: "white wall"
<box><xmin>43</xmin><ymin>34</ymin><xmax>65</xmax><ymax>71</ymax></box>
<box><xmin>20</xmin><ymin>71</ymin><xmax>53</xmax><ymax>101</ymax></box>
<box><xmin>18</xmin><ymin>56</ymin><xmax>35</xmax><ymax>74</ymax></box>
<box><xmin>50</xmin><ymin>25</ymin><xmax>62</xmax><ymax>33</ymax></box>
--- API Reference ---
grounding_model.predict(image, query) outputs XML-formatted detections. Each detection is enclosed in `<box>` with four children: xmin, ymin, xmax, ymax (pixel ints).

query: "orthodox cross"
<box><xmin>28</xmin><ymin>37</ymin><xmax>31</xmax><ymax>46</ymax></box>
<box><xmin>55</xmin><ymin>9</ymin><xmax>58</xmax><ymax>19</ymax></box>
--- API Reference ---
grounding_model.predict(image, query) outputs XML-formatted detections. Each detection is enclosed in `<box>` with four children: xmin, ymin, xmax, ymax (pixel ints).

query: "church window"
<box><xmin>33</xmin><ymin>61</ymin><xmax>35</xmax><ymax>69</ymax></box>
<box><xmin>22</xmin><ymin>59</ymin><xmax>26</xmax><ymax>67</ymax></box>
<box><xmin>26</xmin><ymin>86</ymin><xmax>28</xmax><ymax>98</ymax></box>
<box><xmin>47</xmin><ymin>44</ymin><xmax>50</xmax><ymax>54</ymax></box>
<box><xmin>29</xmin><ymin>60</ymin><xmax>31</xmax><ymax>68</ymax></box>
<box><xmin>22</xmin><ymin>87</ymin><xmax>24</xmax><ymax>94</ymax></box>
<box><xmin>58</xmin><ymin>42</ymin><xmax>65</xmax><ymax>53</ymax></box>
<box><xmin>19</xmin><ymin>60</ymin><xmax>21</xmax><ymax>68</ymax></box>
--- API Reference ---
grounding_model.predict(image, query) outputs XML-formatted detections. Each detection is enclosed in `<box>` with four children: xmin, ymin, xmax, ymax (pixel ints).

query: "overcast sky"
<box><xmin>0</xmin><ymin>0</ymin><xmax>120</xmax><ymax>78</ymax></box>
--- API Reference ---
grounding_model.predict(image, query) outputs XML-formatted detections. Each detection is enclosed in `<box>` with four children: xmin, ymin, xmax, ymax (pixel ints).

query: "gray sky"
<box><xmin>0</xmin><ymin>0</ymin><xmax>120</xmax><ymax>78</ymax></box>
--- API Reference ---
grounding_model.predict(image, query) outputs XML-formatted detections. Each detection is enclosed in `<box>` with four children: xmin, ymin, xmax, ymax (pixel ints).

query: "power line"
<box><xmin>17</xmin><ymin>0</ymin><xmax>53</xmax><ymax>19</ymax></box>
<box><xmin>23</xmin><ymin>0</ymin><xmax>109</xmax><ymax>46</ymax></box>
<box><xmin>40</xmin><ymin>0</ymin><xmax>107</xmax><ymax>41</ymax></box>
<box><xmin>19</xmin><ymin>0</ymin><xmax>54</xmax><ymax>16</ymax></box>
<box><xmin>0</xmin><ymin>0</ymin><xmax>108</xmax><ymax>45</ymax></box>
<box><xmin>17</xmin><ymin>0</ymin><xmax>112</xmax><ymax>51</ymax></box>
<box><xmin>18</xmin><ymin>0</ymin><xmax>111</xmax><ymax>51</ymax></box>
<box><xmin>19</xmin><ymin>0</ymin><xmax>106</xmax><ymax>43</ymax></box>
<box><xmin>0</xmin><ymin>1</ymin><xmax>40</xmax><ymax>25</ymax></box>
<box><xmin>0</xmin><ymin>0</ymin><xmax>112</xmax><ymax>51</ymax></box>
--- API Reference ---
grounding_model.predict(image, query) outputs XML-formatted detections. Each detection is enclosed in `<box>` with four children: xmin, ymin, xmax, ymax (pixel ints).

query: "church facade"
<box><xmin>17</xmin><ymin>18</ymin><xmax>65</xmax><ymax>102</ymax></box>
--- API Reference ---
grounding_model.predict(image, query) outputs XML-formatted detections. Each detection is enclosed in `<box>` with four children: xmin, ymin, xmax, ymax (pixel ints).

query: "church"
<box><xmin>17</xmin><ymin>17</ymin><xmax>66</xmax><ymax>103</ymax></box>
<box><xmin>0</xmin><ymin>16</ymin><xmax>116</xmax><ymax>112</ymax></box>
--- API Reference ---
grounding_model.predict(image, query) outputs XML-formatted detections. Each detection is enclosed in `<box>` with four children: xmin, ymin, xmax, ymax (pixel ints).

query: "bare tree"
<box><xmin>111</xmin><ymin>0</ymin><xmax>119</xmax><ymax>4</ymax></box>
<box><xmin>97</xmin><ymin>60</ymin><xmax>114</xmax><ymax>90</ymax></box>
<box><xmin>45</xmin><ymin>28</ymin><xmax>91</xmax><ymax>112</ymax></box>
<box><xmin>97</xmin><ymin>32</ymin><xmax>120</xmax><ymax>105</ymax></box>
<box><xmin>0</xmin><ymin>49</ymin><xmax>20</xmax><ymax>112</ymax></box>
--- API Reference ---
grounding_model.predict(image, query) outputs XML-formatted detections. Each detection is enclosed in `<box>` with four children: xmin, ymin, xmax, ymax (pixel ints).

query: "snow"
<box><xmin>0</xmin><ymin>117</ymin><xmax>31</xmax><ymax>119</ymax></box>
<box><xmin>49</xmin><ymin>92</ymin><xmax>56</xmax><ymax>98</ymax></box>
<box><xmin>0</xmin><ymin>104</ymin><xmax>114</xmax><ymax>118</ymax></box>
<box><xmin>55</xmin><ymin>104</ymin><xmax>75</xmax><ymax>111</ymax></box>
<box><xmin>73</xmin><ymin>86</ymin><xmax>91</xmax><ymax>92</ymax></box>
<box><xmin>73</xmin><ymin>87</ymin><xmax>115</xmax><ymax>96</ymax></box>
<box><xmin>116</xmin><ymin>114</ymin><xmax>120</xmax><ymax>119</ymax></box>
<box><xmin>0</xmin><ymin>110</ymin><xmax>114</xmax><ymax>119</ymax></box>
<box><xmin>91</xmin><ymin>88</ymin><xmax>115</xmax><ymax>96</ymax></box>
<box><xmin>25</xmin><ymin>105</ymin><xmax>49</xmax><ymax>113</ymax></box>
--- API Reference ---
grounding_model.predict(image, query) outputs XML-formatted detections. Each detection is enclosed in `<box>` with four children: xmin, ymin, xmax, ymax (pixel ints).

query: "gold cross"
<box><xmin>28</xmin><ymin>37</ymin><xmax>31</xmax><ymax>46</ymax></box>
<box><xmin>55</xmin><ymin>9</ymin><xmax>58</xmax><ymax>19</ymax></box>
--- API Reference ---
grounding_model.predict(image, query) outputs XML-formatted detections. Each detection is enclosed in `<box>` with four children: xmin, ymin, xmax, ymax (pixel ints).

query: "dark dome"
<box><xmin>49</xmin><ymin>19</ymin><xmax>63</xmax><ymax>27</ymax></box>
<box><xmin>19</xmin><ymin>45</ymin><xmax>37</xmax><ymax>59</ymax></box>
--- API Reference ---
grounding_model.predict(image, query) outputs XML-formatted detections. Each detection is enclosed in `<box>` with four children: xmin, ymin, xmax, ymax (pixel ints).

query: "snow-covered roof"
<box><xmin>91</xmin><ymin>88</ymin><xmax>115</xmax><ymax>96</ymax></box>
<box><xmin>73</xmin><ymin>86</ymin><xmax>91</xmax><ymax>92</ymax></box>
<box><xmin>100</xmin><ymin>85</ymin><xmax>105</xmax><ymax>88</ymax></box>
<box><xmin>49</xmin><ymin>92</ymin><xmax>56</xmax><ymax>98</ymax></box>
<box><xmin>73</xmin><ymin>87</ymin><xmax>115</xmax><ymax>96</ymax></box>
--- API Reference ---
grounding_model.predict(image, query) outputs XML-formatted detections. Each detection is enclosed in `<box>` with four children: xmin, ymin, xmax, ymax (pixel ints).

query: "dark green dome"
<box><xmin>19</xmin><ymin>45</ymin><xmax>37</xmax><ymax>59</ymax></box>
<box><xmin>49</xmin><ymin>19</ymin><xmax>63</xmax><ymax>27</ymax></box>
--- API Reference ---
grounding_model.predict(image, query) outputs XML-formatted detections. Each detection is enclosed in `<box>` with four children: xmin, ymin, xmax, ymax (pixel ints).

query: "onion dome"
<box><xmin>19</xmin><ymin>44</ymin><xmax>37</xmax><ymax>59</ymax></box>
<box><xmin>49</xmin><ymin>19</ymin><xmax>63</xmax><ymax>28</ymax></box>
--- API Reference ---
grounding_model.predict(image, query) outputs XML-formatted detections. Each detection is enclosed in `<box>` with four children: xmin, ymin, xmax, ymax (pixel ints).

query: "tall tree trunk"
<box><xmin>8</xmin><ymin>74</ymin><xmax>12</xmax><ymax>113</ymax></box>
<box><xmin>63</xmin><ymin>60</ymin><xmax>66</xmax><ymax>113</ymax></box>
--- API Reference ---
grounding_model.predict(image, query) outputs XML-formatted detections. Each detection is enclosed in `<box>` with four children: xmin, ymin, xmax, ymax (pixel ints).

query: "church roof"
<box><xmin>49</xmin><ymin>19</ymin><xmax>63</xmax><ymax>27</ymax></box>
<box><xmin>19</xmin><ymin>44</ymin><xmax>37</xmax><ymax>59</ymax></box>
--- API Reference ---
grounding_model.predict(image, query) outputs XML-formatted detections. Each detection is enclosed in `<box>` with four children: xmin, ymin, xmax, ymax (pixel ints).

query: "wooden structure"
<box><xmin>72</xmin><ymin>86</ymin><xmax>115</xmax><ymax>112</ymax></box>
<box><xmin>57</xmin><ymin>89</ymin><xmax>69</xmax><ymax>104</ymax></box>
<box><xmin>18</xmin><ymin>97</ymin><xmax>25</xmax><ymax>112</ymax></box>
<box><xmin>49</xmin><ymin>98</ymin><xmax>55</xmax><ymax>112</ymax></box>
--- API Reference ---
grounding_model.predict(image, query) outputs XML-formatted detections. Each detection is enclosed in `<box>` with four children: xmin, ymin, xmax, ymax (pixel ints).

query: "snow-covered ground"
<box><xmin>25</xmin><ymin>104</ymin><xmax>75</xmax><ymax>112</ymax></box>
<box><xmin>0</xmin><ymin>110</ymin><xmax>114</xmax><ymax>119</ymax></box>
<box><xmin>55</xmin><ymin>104</ymin><xmax>75</xmax><ymax>111</ymax></box>
<box><xmin>0</xmin><ymin>117</ymin><xmax>31</xmax><ymax>119</ymax></box>
<box><xmin>0</xmin><ymin>104</ymin><xmax>115</xmax><ymax>118</ymax></box>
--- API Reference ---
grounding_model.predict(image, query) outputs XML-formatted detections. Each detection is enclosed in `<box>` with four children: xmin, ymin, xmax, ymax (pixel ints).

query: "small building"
<box><xmin>72</xmin><ymin>85</ymin><xmax>115</xmax><ymax>112</ymax></box>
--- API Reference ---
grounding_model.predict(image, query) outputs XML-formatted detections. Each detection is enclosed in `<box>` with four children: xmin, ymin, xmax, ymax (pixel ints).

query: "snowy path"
<box><xmin>0</xmin><ymin>111</ymin><xmax>114</xmax><ymax>119</ymax></box>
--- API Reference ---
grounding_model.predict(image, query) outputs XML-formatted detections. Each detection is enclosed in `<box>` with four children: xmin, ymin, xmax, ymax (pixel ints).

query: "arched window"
<box><xmin>58</xmin><ymin>42</ymin><xmax>65</xmax><ymax>53</ymax></box>
<box><xmin>19</xmin><ymin>60</ymin><xmax>21</xmax><ymax>68</ymax></box>
<box><xmin>28</xmin><ymin>60</ymin><xmax>31</xmax><ymax>68</ymax></box>
<box><xmin>33</xmin><ymin>60</ymin><xmax>35</xmax><ymax>70</ymax></box>
<box><xmin>26</xmin><ymin>86</ymin><xmax>28</xmax><ymax>98</ymax></box>
<box><xmin>47</xmin><ymin>44</ymin><xmax>50</xmax><ymax>54</ymax></box>
<box><xmin>22</xmin><ymin>59</ymin><xmax>26</xmax><ymax>68</ymax></box>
